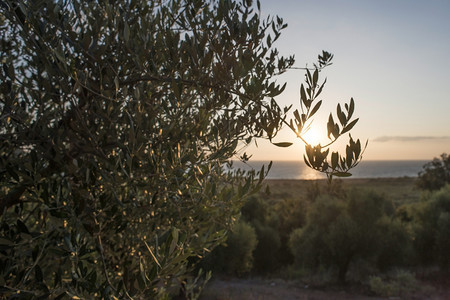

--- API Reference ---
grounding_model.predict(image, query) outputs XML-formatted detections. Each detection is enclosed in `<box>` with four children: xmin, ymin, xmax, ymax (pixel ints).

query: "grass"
<box><xmin>263</xmin><ymin>177</ymin><xmax>422</xmax><ymax>206</ymax></box>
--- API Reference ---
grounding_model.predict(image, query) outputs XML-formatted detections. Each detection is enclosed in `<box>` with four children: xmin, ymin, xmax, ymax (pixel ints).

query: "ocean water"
<box><xmin>230</xmin><ymin>160</ymin><xmax>428</xmax><ymax>180</ymax></box>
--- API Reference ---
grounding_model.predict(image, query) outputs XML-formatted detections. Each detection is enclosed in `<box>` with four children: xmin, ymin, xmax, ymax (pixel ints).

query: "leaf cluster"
<box><xmin>277</xmin><ymin>51</ymin><xmax>367</xmax><ymax>181</ymax></box>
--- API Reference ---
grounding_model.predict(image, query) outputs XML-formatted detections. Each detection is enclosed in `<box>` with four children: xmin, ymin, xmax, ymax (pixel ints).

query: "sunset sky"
<box><xmin>245</xmin><ymin>0</ymin><xmax>450</xmax><ymax>161</ymax></box>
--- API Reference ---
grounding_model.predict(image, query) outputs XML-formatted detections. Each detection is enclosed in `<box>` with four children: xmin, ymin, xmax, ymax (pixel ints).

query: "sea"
<box><xmin>229</xmin><ymin>160</ymin><xmax>428</xmax><ymax>180</ymax></box>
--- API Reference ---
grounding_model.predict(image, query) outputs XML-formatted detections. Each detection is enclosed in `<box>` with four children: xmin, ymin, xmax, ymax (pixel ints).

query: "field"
<box><xmin>200</xmin><ymin>177</ymin><xmax>450</xmax><ymax>300</ymax></box>
<box><xmin>264</xmin><ymin>177</ymin><xmax>422</xmax><ymax>205</ymax></box>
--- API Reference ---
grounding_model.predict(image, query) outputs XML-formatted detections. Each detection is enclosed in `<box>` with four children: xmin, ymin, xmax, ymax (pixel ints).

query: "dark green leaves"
<box><xmin>123</xmin><ymin>21</ymin><xmax>130</xmax><ymax>43</ymax></box>
<box><xmin>327</xmin><ymin>114</ymin><xmax>340</xmax><ymax>140</ymax></box>
<box><xmin>300</xmin><ymin>84</ymin><xmax>308</xmax><ymax>107</ymax></box>
<box><xmin>341</xmin><ymin>118</ymin><xmax>359</xmax><ymax>135</ymax></box>
<box><xmin>288</xmin><ymin>54</ymin><xmax>366</xmax><ymax>181</ymax></box>
<box><xmin>326</xmin><ymin>98</ymin><xmax>359</xmax><ymax>141</ymax></box>
<box><xmin>35</xmin><ymin>265</ymin><xmax>44</xmax><ymax>282</ymax></box>
<box><xmin>16</xmin><ymin>219</ymin><xmax>30</xmax><ymax>234</ymax></box>
<box><xmin>309</xmin><ymin>100</ymin><xmax>322</xmax><ymax>118</ymax></box>
<box><xmin>334</xmin><ymin>172</ymin><xmax>352</xmax><ymax>177</ymax></box>
<box><xmin>304</xmin><ymin>145</ymin><xmax>330</xmax><ymax>172</ymax></box>
<box><xmin>337</xmin><ymin>104</ymin><xmax>346</xmax><ymax>126</ymax></box>
<box><xmin>331</xmin><ymin>152</ymin><xmax>339</xmax><ymax>170</ymax></box>
<box><xmin>273</xmin><ymin>142</ymin><xmax>293</xmax><ymax>147</ymax></box>
<box><xmin>317</xmin><ymin>50</ymin><xmax>334</xmax><ymax>68</ymax></box>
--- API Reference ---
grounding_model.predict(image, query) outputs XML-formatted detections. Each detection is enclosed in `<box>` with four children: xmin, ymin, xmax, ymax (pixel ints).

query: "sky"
<box><xmin>245</xmin><ymin>0</ymin><xmax>450</xmax><ymax>161</ymax></box>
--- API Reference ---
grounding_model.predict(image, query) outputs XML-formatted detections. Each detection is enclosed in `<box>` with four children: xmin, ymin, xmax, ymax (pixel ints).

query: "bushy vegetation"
<box><xmin>400</xmin><ymin>184</ymin><xmax>450</xmax><ymax>270</ymax></box>
<box><xmin>200</xmin><ymin>221</ymin><xmax>258</xmax><ymax>276</ymax></box>
<box><xmin>369</xmin><ymin>270</ymin><xmax>421</xmax><ymax>298</ymax></box>
<box><xmin>288</xmin><ymin>190</ymin><xmax>411</xmax><ymax>282</ymax></box>
<box><xmin>417</xmin><ymin>153</ymin><xmax>450</xmax><ymax>191</ymax></box>
<box><xmin>204</xmin><ymin>176</ymin><xmax>450</xmax><ymax>289</ymax></box>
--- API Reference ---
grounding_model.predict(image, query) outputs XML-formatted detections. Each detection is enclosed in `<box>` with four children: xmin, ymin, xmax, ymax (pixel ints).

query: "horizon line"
<box><xmin>232</xmin><ymin>158</ymin><xmax>430</xmax><ymax>162</ymax></box>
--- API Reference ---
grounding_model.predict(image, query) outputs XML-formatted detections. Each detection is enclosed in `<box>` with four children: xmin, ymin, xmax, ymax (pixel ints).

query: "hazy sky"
<box><xmin>245</xmin><ymin>0</ymin><xmax>450</xmax><ymax>161</ymax></box>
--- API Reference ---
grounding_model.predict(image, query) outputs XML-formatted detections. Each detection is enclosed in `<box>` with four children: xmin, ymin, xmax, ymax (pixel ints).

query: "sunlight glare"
<box><xmin>302</xmin><ymin>127</ymin><xmax>323</xmax><ymax>146</ymax></box>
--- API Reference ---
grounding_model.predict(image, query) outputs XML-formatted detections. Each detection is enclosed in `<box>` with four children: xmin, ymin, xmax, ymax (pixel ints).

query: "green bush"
<box><xmin>369</xmin><ymin>270</ymin><xmax>419</xmax><ymax>297</ymax></box>
<box><xmin>289</xmin><ymin>227</ymin><xmax>318</xmax><ymax>269</ymax></box>
<box><xmin>325</xmin><ymin>213</ymin><xmax>360</xmax><ymax>282</ymax></box>
<box><xmin>224</xmin><ymin>221</ymin><xmax>258</xmax><ymax>276</ymax></box>
<box><xmin>272</xmin><ymin>197</ymin><xmax>308</xmax><ymax>237</ymax></box>
<box><xmin>417</xmin><ymin>153</ymin><xmax>450</xmax><ymax>191</ymax></box>
<box><xmin>436</xmin><ymin>212</ymin><xmax>450</xmax><ymax>270</ymax></box>
<box><xmin>241</xmin><ymin>196</ymin><xmax>282</xmax><ymax>273</ymax></box>
<box><xmin>241</xmin><ymin>195</ymin><xmax>307</xmax><ymax>272</ymax></box>
<box><xmin>346</xmin><ymin>190</ymin><xmax>395</xmax><ymax>227</ymax></box>
<box><xmin>270</xmin><ymin>197</ymin><xmax>308</xmax><ymax>266</ymax></box>
<box><xmin>288</xmin><ymin>196</ymin><xmax>346</xmax><ymax>273</ymax></box>
<box><xmin>376</xmin><ymin>217</ymin><xmax>413</xmax><ymax>271</ymax></box>
<box><xmin>252</xmin><ymin>222</ymin><xmax>281</xmax><ymax>273</ymax></box>
<box><xmin>201</xmin><ymin>221</ymin><xmax>257</xmax><ymax>276</ymax></box>
<box><xmin>409</xmin><ymin>185</ymin><xmax>450</xmax><ymax>269</ymax></box>
<box><xmin>289</xmin><ymin>190</ymin><xmax>411</xmax><ymax>282</ymax></box>
<box><xmin>241</xmin><ymin>196</ymin><xmax>270</xmax><ymax>225</ymax></box>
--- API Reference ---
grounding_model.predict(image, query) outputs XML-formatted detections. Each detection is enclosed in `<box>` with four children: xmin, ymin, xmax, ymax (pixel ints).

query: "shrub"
<box><xmin>417</xmin><ymin>153</ymin><xmax>450</xmax><ymax>191</ymax></box>
<box><xmin>273</xmin><ymin>197</ymin><xmax>308</xmax><ymax>236</ymax></box>
<box><xmin>289</xmin><ymin>227</ymin><xmax>319</xmax><ymax>269</ymax></box>
<box><xmin>325</xmin><ymin>213</ymin><xmax>360</xmax><ymax>282</ymax></box>
<box><xmin>241</xmin><ymin>196</ymin><xmax>269</xmax><ymax>225</ymax></box>
<box><xmin>376</xmin><ymin>217</ymin><xmax>413</xmax><ymax>271</ymax></box>
<box><xmin>224</xmin><ymin>221</ymin><xmax>258</xmax><ymax>276</ymax></box>
<box><xmin>289</xmin><ymin>190</ymin><xmax>411</xmax><ymax>282</ymax></box>
<box><xmin>288</xmin><ymin>196</ymin><xmax>346</xmax><ymax>273</ymax></box>
<box><xmin>201</xmin><ymin>221</ymin><xmax>257</xmax><ymax>276</ymax></box>
<box><xmin>410</xmin><ymin>185</ymin><xmax>450</xmax><ymax>269</ymax></box>
<box><xmin>252</xmin><ymin>222</ymin><xmax>281</xmax><ymax>273</ymax></box>
<box><xmin>436</xmin><ymin>212</ymin><xmax>450</xmax><ymax>270</ymax></box>
<box><xmin>271</xmin><ymin>197</ymin><xmax>308</xmax><ymax>266</ymax></box>
<box><xmin>346</xmin><ymin>190</ymin><xmax>395</xmax><ymax>226</ymax></box>
<box><xmin>369</xmin><ymin>270</ymin><xmax>419</xmax><ymax>297</ymax></box>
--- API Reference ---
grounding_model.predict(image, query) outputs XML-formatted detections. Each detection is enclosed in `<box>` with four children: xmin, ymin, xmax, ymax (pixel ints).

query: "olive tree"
<box><xmin>0</xmin><ymin>0</ymin><xmax>294</xmax><ymax>297</ymax></box>
<box><xmin>0</xmin><ymin>0</ymin><xmax>364</xmax><ymax>298</ymax></box>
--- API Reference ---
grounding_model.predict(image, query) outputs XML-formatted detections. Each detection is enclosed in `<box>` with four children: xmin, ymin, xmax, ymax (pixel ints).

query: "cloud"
<box><xmin>374</xmin><ymin>136</ymin><xmax>450</xmax><ymax>142</ymax></box>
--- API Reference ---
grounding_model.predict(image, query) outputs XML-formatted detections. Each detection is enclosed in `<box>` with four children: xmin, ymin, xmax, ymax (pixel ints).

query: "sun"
<box><xmin>302</xmin><ymin>127</ymin><xmax>323</xmax><ymax>146</ymax></box>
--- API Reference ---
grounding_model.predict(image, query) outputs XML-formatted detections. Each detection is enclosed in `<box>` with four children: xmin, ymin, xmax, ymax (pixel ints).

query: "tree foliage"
<box><xmin>0</xmin><ymin>0</ymin><xmax>295</xmax><ymax>297</ymax></box>
<box><xmin>416</xmin><ymin>153</ymin><xmax>450</xmax><ymax>191</ymax></box>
